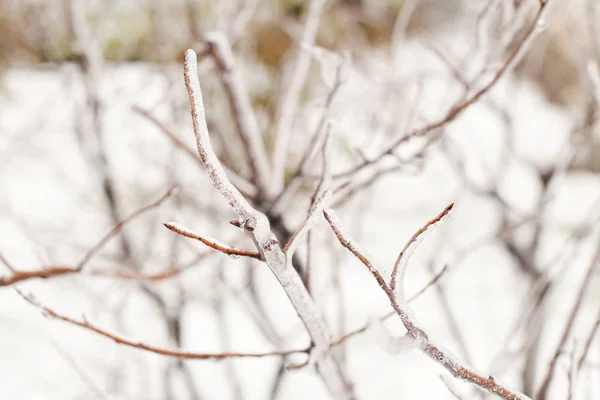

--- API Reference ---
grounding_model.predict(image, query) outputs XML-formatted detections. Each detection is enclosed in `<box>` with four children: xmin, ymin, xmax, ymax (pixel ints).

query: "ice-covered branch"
<box><xmin>182</xmin><ymin>49</ymin><xmax>352</xmax><ymax>400</ymax></box>
<box><xmin>270</xmin><ymin>0</ymin><xmax>327</xmax><ymax>193</ymax></box>
<box><xmin>0</xmin><ymin>187</ymin><xmax>178</xmax><ymax>287</ymax></box>
<box><xmin>76</xmin><ymin>186</ymin><xmax>178</xmax><ymax>271</ymax></box>
<box><xmin>205</xmin><ymin>33</ymin><xmax>273</xmax><ymax>199</ymax></box>
<box><xmin>133</xmin><ymin>106</ymin><xmax>258</xmax><ymax>198</ymax></box>
<box><xmin>334</xmin><ymin>0</ymin><xmax>554</xmax><ymax>181</ymax></box>
<box><xmin>283</xmin><ymin>190</ymin><xmax>332</xmax><ymax>256</ymax></box>
<box><xmin>323</xmin><ymin>207</ymin><xmax>532</xmax><ymax>400</ymax></box>
<box><xmin>390</xmin><ymin>203</ymin><xmax>454</xmax><ymax>303</ymax></box>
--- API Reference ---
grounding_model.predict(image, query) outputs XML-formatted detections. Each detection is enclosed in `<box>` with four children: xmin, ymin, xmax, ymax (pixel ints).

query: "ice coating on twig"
<box><xmin>183</xmin><ymin>49</ymin><xmax>255</xmax><ymax>221</ymax></box>
<box><xmin>391</xmin><ymin>203</ymin><xmax>454</xmax><ymax>304</ymax></box>
<box><xmin>284</xmin><ymin>190</ymin><xmax>332</xmax><ymax>256</ymax></box>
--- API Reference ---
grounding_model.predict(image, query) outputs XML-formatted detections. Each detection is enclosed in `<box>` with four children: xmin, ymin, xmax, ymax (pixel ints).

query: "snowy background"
<box><xmin>1</xmin><ymin>0</ymin><xmax>600</xmax><ymax>399</ymax></box>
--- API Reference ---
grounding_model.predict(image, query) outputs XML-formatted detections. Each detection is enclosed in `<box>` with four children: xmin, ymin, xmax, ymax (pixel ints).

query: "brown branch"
<box><xmin>333</xmin><ymin>0</ymin><xmax>553</xmax><ymax>181</ymax></box>
<box><xmin>331</xmin><ymin>262</ymin><xmax>451</xmax><ymax>346</ymax></box>
<box><xmin>204</xmin><ymin>33</ymin><xmax>272</xmax><ymax>199</ymax></box>
<box><xmin>536</xmin><ymin>243</ymin><xmax>600</xmax><ymax>399</ymax></box>
<box><xmin>0</xmin><ymin>267</ymin><xmax>77</xmax><ymax>287</ymax></box>
<box><xmin>390</xmin><ymin>203</ymin><xmax>454</xmax><ymax>296</ymax></box>
<box><xmin>323</xmin><ymin>208</ymin><xmax>531</xmax><ymax>400</ymax></box>
<box><xmin>271</xmin><ymin>0</ymin><xmax>327</xmax><ymax>193</ymax></box>
<box><xmin>17</xmin><ymin>290</ymin><xmax>308</xmax><ymax>360</ymax></box>
<box><xmin>283</xmin><ymin>190</ymin><xmax>332</xmax><ymax>256</ymax></box>
<box><xmin>0</xmin><ymin>251</ymin><xmax>16</xmax><ymax>273</ymax></box>
<box><xmin>164</xmin><ymin>222</ymin><xmax>261</xmax><ymax>260</ymax></box>
<box><xmin>133</xmin><ymin>106</ymin><xmax>258</xmax><ymax>199</ymax></box>
<box><xmin>576</xmin><ymin>314</ymin><xmax>600</xmax><ymax>373</ymax></box>
<box><xmin>76</xmin><ymin>185</ymin><xmax>178</xmax><ymax>271</ymax></box>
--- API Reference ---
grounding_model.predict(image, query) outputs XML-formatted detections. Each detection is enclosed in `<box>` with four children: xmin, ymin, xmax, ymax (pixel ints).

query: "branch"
<box><xmin>536</xmin><ymin>242</ymin><xmax>600</xmax><ymax>399</ymax></box>
<box><xmin>333</xmin><ymin>0</ymin><xmax>553</xmax><ymax>180</ymax></box>
<box><xmin>0</xmin><ymin>187</ymin><xmax>179</xmax><ymax>287</ymax></box>
<box><xmin>76</xmin><ymin>185</ymin><xmax>178</xmax><ymax>271</ymax></box>
<box><xmin>205</xmin><ymin>33</ymin><xmax>272</xmax><ymax>198</ymax></box>
<box><xmin>331</xmin><ymin>262</ymin><xmax>451</xmax><ymax>347</ymax></box>
<box><xmin>0</xmin><ymin>251</ymin><xmax>16</xmax><ymax>273</ymax></box>
<box><xmin>270</xmin><ymin>0</ymin><xmax>327</xmax><ymax>193</ymax></box>
<box><xmin>323</xmin><ymin>207</ymin><xmax>531</xmax><ymax>400</ymax></box>
<box><xmin>390</xmin><ymin>203</ymin><xmax>454</xmax><ymax>302</ymax></box>
<box><xmin>283</xmin><ymin>190</ymin><xmax>332</xmax><ymax>256</ymax></box>
<box><xmin>183</xmin><ymin>49</ymin><xmax>352</xmax><ymax>399</ymax></box>
<box><xmin>18</xmin><ymin>290</ymin><xmax>307</xmax><ymax>360</ymax></box>
<box><xmin>164</xmin><ymin>222</ymin><xmax>261</xmax><ymax>260</ymax></box>
<box><xmin>133</xmin><ymin>106</ymin><xmax>258</xmax><ymax>198</ymax></box>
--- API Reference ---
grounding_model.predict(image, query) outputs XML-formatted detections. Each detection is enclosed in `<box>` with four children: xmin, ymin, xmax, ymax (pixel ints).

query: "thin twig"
<box><xmin>409</xmin><ymin>263</ymin><xmax>450</xmax><ymax>303</ymax></box>
<box><xmin>283</xmin><ymin>190</ymin><xmax>332</xmax><ymax>256</ymax></box>
<box><xmin>390</xmin><ymin>203</ymin><xmax>454</xmax><ymax>301</ymax></box>
<box><xmin>0</xmin><ymin>251</ymin><xmax>16</xmax><ymax>273</ymax></box>
<box><xmin>330</xmin><ymin>263</ymin><xmax>451</xmax><ymax>347</ymax></box>
<box><xmin>76</xmin><ymin>185</ymin><xmax>178</xmax><ymax>271</ymax></box>
<box><xmin>17</xmin><ymin>290</ymin><xmax>307</xmax><ymax>360</ymax></box>
<box><xmin>576</xmin><ymin>314</ymin><xmax>600</xmax><ymax>372</ymax></box>
<box><xmin>205</xmin><ymin>33</ymin><xmax>272</xmax><ymax>198</ymax></box>
<box><xmin>271</xmin><ymin>0</ymin><xmax>327</xmax><ymax>193</ymax></box>
<box><xmin>133</xmin><ymin>106</ymin><xmax>258</xmax><ymax>198</ymax></box>
<box><xmin>164</xmin><ymin>222</ymin><xmax>261</xmax><ymax>260</ymax></box>
<box><xmin>536</xmin><ymin>243</ymin><xmax>600</xmax><ymax>399</ymax></box>
<box><xmin>333</xmin><ymin>0</ymin><xmax>553</xmax><ymax>180</ymax></box>
<box><xmin>324</xmin><ymin>208</ymin><xmax>531</xmax><ymax>400</ymax></box>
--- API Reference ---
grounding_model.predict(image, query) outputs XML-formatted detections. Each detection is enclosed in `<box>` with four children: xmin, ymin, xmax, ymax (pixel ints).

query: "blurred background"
<box><xmin>1</xmin><ymin>0</ymin><xmax>600</xmax><ymax>399</ymax></box>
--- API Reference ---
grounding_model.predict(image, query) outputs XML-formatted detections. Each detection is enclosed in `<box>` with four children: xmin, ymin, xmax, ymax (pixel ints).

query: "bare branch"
<box><xmin>283</xmin><ymin>191</ymin><xmax>332</xmax><ymax>256</ymax></box>
<box><xmin>18</xmin><ymin>290</ymin><xmax>307</xmax><ymax>360</ymax></box>
<box><xmin>334</xmin><ymin>0</ymin><xmax>553</xmax><ymax>180</ymax></box>
<box><xmin>164</xmin><ymin>222</ymin><xmax>261</xmax><ymax>260</ymax></box>
<box><xmin>408</xmin><ymin>263</ymin><xmax>450</xmax><ymax>303</ymax></box>
<box><xmin>75</xmin><ymin>185</ymin><xmax>178</xmax><ymax>271</ymax></box>
<box><xmin>323</xmin><ymin>207</ymin><xmax>531</xmax><ymax>400</ymax></box>
<box><xmin>576</xmin><ymin>312</ymin><xmax>600</xmax><ymax>373</ymax></box>
<box><xmin>271</xmin><ymin>0</ymin><xmax>327</xmax><ymax>193</ymax></box>
<box><xmin>536</xmin><ymin>243</ymin><xmax>600</xmax><ymax>399</ymax></box>
<box><xmin>0</xmin><ymin>251</ymin><xmax>17</xmax><ymax>273</ymax></box>
<box><xmin>205</xmin><ymin>33</ymin><xmax>272</xmax><ymax>198</ymax></box>
<box><xmin>390</xmin><ymin>203</ymin><xmax>454</xmax><ymax>302</ymax></box>
<box><xmin>183</xmin><ymin>49</ymin><xmax>352</xmax><ymax>399</ymax></box>
<box><xmin>133</xmin><ymin>106</ymin><xmax>258</xmax><ymax>198</ymax></box>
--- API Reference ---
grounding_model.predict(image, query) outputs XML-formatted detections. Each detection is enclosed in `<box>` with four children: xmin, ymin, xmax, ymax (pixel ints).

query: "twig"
<box><xmin>183</xmin><ymin>49</ymin><xmax>353</xmax><ymax>400</ymax></box>
<box><xmin>205</xmin><ymin>33</ymin><xmax>272</xmax><ymax>198</ymax></box>
<box><xmin>268</xmin><ymin>57</ymin><xmax>345</xmax><ymax>215</ymax></box>
<box><xmin>323</xmin><ymin>208</ymin><xmax>531</xmax><ymax>400</ymax></box>
<box><xmin>333</xmin><ymin>0</ymin><xmax>553</xmax><ymax>180</ymax></box>
<box><xmin>536</xmin><ymin>243</ymin><xmax>600</xmax><ymax>399</ymax></box>
<box><xmin>164</xmin><ymin>222</ymin><xmax>261</xmax><ymax>260</ymax></box>
<box><xmin>133</xmin><ymin>106</ymin><xmax>258</xmax><ymax>198</ymax></box>
<box><xmin>271</xmin><ymin>0</ymin><xmax>327</xmax><ymax>193</ymax></box>
<box><xmin>390</xmin><ymin>203</ymin><xmax>454</xmax><ymax>303</ymax></box>
<box><xmin>0</xmin><ymin>251</ymin><xmax>16</xmax><ymax>273</ymax></box>
<box><xmin>17</xmin><ymin>290</ymin><xmax>307</xmax><ymax>360</ymax></box>
<box><xmin>330</xmin><ymin>262</ymin><xmax>451</xmax><ymax>347</ymax></box>
<box><xmin>576</xmin><ymin>314</ymin><xmax>600</xmax><ymax>372</ymax></box>
<box><xmin>409</xmin><ymin>263</ymin><xmax>450</xmax><ymax>303</ymax></box>
<box><xmin>76</xmin><ymin>185</ymin><xmax>178</xmax><ymax>270</ymax></box>
<box><xmin>283</xmin><ymin>190</ymin><xmax>332</xmax><ymax>256</ymax></box>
